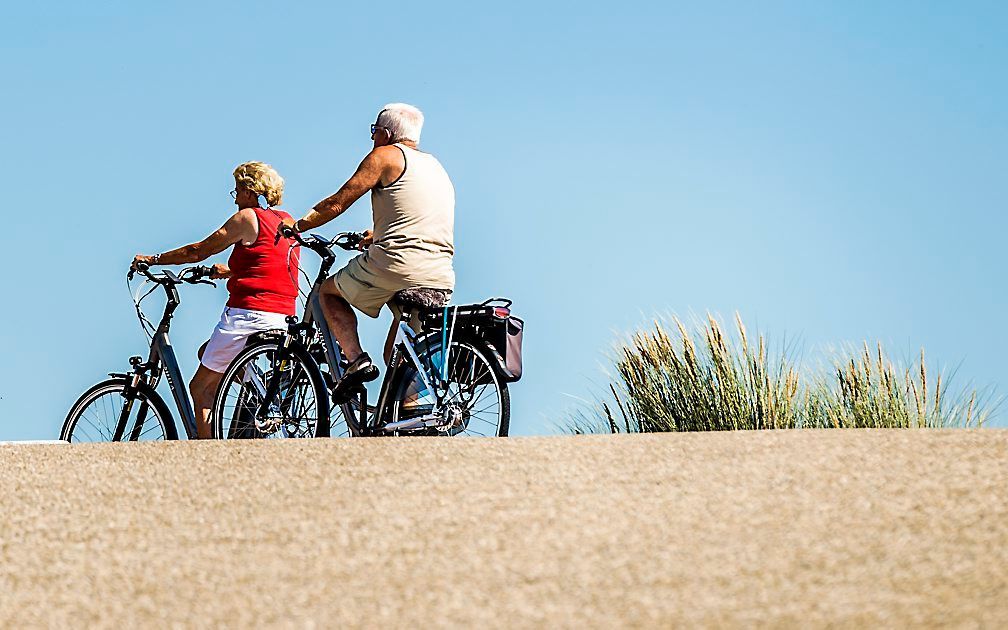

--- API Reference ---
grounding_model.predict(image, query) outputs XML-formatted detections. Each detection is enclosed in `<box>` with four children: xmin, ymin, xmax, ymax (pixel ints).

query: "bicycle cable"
<box><xmin>286</xmin><ymin>241</ymin><xmax>314</xmax><ymax>307</ymax></box>
<box><xmin>126</xmin><ymin>275</ymin><xmax>159</xmax><ymax>341</ymax></box>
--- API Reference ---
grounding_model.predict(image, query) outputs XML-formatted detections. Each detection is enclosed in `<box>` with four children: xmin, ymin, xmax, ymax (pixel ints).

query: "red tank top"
<box><xmin>226</xmin><ymin>207</ymin><xmax>300</xmax><ymax>315</ymax></box>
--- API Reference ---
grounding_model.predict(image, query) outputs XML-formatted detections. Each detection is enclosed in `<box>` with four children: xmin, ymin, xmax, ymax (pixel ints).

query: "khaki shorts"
<box><xmin>333</xmin><ymin>254</ymin><xmax>397</xmax><ymax>318</ymax></box>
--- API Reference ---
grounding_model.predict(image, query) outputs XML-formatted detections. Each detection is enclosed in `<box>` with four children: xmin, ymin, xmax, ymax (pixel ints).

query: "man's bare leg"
<box><xmin>383</xmin><ymin>317</ymin><xmax>399</xmax><ymax>366</ymax></box>
<box><xmin>319</xmin><ymin>278</ymin><xmax>364</xmax><ymax>362</ymax></box>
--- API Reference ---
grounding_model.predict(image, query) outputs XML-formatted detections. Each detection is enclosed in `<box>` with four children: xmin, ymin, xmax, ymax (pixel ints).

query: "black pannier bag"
<box><xmin>481</xmin><ymin>308</ymin><xmax>523</xmax><ymax>382</ymax></box>
<box><xmin>418</xmin><ymin>298</ymin><xmax>524</xmax><ymax>383</ymax></box>
<box><xmin>501</xmin><ymin>315</ymin><xmax>524</xmax><ymax>381</ymax></box>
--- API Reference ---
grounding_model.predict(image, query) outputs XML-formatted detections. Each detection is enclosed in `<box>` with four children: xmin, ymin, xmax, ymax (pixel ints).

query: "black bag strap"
<box><xmin>479</xmin><ymin>297</ymin><xmax>513</xmax><ymax>308</ymax></box>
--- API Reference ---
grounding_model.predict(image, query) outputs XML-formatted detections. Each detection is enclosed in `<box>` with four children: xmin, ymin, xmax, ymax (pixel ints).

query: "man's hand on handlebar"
<box><xmin>276</xmin><ymin>216</ymin><xmax>298</xmax><ymax>243</ymax></box>
<box><xmin>357</xmin><ymin>229</ymin><xmax>373</xmax><ymax>251</ymax></box>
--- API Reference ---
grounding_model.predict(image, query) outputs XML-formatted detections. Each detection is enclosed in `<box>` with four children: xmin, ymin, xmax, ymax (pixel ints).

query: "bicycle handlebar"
<box><xmin>128</xmin><ymin>263</ymin><xmax>216</xmax><ymax>286</ymax></box>
<box><xmin>278</xmin><ymin>225</ymin><xmax>365</xmax><ymax>254</ymax></box>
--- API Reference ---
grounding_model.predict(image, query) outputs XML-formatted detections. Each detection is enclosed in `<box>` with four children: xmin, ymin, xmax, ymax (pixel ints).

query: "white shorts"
<box><xmin>200</xmin><ymin>307</ymin><xmax>290</xmax><ymax>373</ymax></box>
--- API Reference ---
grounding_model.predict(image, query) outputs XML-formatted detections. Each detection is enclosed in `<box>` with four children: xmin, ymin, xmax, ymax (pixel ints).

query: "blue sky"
<box><xmin>0</xmin><ymin>1</ymin><xmax>1005</xmax><ymax>439</ymax></box>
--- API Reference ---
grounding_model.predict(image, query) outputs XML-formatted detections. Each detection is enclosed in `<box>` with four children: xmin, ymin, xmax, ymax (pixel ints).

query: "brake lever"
<box><xmin>128</xmin><ymin>260</ymin><xmax>151</xmax><ymax>282</ymax></box>
<box><xmin>276</xmin><ymin>224</ymin><xmax>301</xmax><ymax>245</ymax></box>
<box><xmin>334</xmin><ymin>232</ymin><xmax>364</xmax><ymax>251</ymax></box>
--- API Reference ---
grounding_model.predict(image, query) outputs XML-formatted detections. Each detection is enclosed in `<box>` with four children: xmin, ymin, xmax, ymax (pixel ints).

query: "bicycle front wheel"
<box><xmin>213</xmin><ymin>341</ymin><xmax>330</xmax><ymax>439</ymax></box>
<box><xmin>62</xmin><ymin>378</ymin><xmax>178</xmax><ymax>442</ymax></box>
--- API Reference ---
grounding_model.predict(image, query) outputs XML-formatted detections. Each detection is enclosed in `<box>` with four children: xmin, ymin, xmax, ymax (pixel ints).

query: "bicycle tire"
<box><xmin>385</xmin><ymin>339</ymin><xmax>510</xmax><ymax>437</ymax></box>
<box><xmin>212</xmin><ymin>340</ymin><xmax>330</xmax><ymax>439</ymax></box>
<box><xmin>62</xmin><ymin>378</ymin><xmax>178</xmax><ymax>442</ymax></box>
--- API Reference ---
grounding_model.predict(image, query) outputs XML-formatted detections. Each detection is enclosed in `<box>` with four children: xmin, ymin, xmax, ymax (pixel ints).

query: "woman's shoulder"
<box><xmin>236</xmin><ymin>206</ymin><xmax>292</xmax><ymax>220</ymax></box>
<box><xmin>227</xmin><ymin>206</ymin><xmax>260</xmax><ymax>227</ymax></box>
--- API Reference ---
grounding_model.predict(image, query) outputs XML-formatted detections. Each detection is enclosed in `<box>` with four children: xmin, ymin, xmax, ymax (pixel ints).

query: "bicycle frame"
<box><xmin>114</xmin><ymin>271</ymin><xmax>200</xmax><ymax>440</ymax></box>
<box><xmin>372</xmin><ymin>315</ymin><xmax>440</xmax><ymax>425</ymax></box>
<box><xmin>313</xmin><ymin>291</ymin><xmax>448</xmax><ymax>435</ymax></box>
<box><xmin>147</xmin><ymin>326</ymin><xmax>198</xmax><ymax>439</ymax></box>
<box><xmin>250</xmin><ymin>233</ymin><xmax>450</xmax><ymax>436</ymax></box>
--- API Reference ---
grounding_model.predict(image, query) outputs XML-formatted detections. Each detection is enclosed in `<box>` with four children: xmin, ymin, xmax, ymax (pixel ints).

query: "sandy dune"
<box><xmin>1</xmin><ymin>430</ymin><xmax>1006</xmax><ymax>627</ymax></box>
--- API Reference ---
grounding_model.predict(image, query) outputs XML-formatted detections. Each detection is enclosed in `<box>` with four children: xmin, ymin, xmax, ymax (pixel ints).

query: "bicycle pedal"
<box><xmin>331</xmin><ymin>382</ymin><xmax>367</xmax><ymax>405</ymax></box>
<box><xmin>332</xmin><ymin>391</ymin><xmax>365</xmax><ymax>405</ymax></box>
<box><xmin>309</xmin><ymin>344</ymin><xmax>328</xmax><ymax>364</ymax></box>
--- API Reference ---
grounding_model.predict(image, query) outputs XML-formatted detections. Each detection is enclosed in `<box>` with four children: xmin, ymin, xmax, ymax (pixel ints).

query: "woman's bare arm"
<box><xmin>132</xmin><ymin>208</ymin><xmax>257</xmax><ymax>268</ymax></box>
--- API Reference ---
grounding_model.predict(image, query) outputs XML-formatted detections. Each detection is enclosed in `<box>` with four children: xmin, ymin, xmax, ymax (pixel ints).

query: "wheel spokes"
<box><xmin>67</xmin><ymin>385</ymin><xmax>168</xmax><ymax>443</ymax></box>
<box><xmin>218</xmin><ymin>346</ymin><xmax>324</xmax><ymax>439</ymax></box>
<box><xmin>394</xmin><ymin>341</ymin><xmax>503</xmax><ymax>437</ymax></box>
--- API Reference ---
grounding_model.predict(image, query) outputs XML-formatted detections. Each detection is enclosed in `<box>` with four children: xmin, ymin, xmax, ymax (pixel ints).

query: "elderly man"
<box><xmin>288</xmin><ymin>103</ymin><xmax>455</xmax><ymax>392</ymax></box>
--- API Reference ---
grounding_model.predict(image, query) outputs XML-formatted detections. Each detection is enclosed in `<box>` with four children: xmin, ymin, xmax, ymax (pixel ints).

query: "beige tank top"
<box><xmin>364</xmin><ymin>144</ymin><xmax>455</xmax><ymax>289</ymax></box>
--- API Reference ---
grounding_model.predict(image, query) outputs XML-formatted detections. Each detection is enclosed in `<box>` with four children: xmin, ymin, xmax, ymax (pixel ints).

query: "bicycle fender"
<box><xmin>244</xmin><ymin>329</ymin><xmax>287</xmax><ymax>347</ymax></box>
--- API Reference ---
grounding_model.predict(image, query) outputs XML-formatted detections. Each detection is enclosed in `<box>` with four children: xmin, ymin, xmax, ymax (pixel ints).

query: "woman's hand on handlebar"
<box><xmin>131</xmin><ymin>254</ymin><xmax>155</xmax><ymax>271</ymax></box>
<box><xmin>177</xmin><ymin>265</ymin><xmax>218</xmax><ymax>285</ymax></box>
<box><xmin>209</xmin><ymin>263</ymin><xmax>231</xmax><ymax>279</ymax></box>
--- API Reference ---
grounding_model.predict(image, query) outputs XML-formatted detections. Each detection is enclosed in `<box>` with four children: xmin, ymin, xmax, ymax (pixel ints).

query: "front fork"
<box><xmin>113</xmin><ymin>356</ymin><xmax>152</xmax><ymax>442</ymax></box>
<box><xmin>255</xmin><ymin>318</ymin><xmax>305</xmax><ymax>421</ymax></box>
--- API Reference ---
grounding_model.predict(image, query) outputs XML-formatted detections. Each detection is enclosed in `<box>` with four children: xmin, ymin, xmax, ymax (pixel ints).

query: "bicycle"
<box><xmin>212</xmin><ymin>228</ymin><xmax>522</xmax><ymax>439</ymax></box>
<box><xmin>61</xmin><ymin>264</ymin><xmax>218</xmax><ymax>442</ymax></box>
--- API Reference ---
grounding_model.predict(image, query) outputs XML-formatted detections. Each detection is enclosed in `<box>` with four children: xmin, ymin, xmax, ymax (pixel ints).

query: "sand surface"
<box><xmin>1</xmin><ymin>430</ymin><xmax>1006</xmax><ymax>628</ymax></box>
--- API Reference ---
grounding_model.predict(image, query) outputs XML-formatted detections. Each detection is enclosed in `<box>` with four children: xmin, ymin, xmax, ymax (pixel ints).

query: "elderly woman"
<box><xmin>132</xmin><ymin>161</ymin><xmax>300</xmax><ymax>439</ymax></box>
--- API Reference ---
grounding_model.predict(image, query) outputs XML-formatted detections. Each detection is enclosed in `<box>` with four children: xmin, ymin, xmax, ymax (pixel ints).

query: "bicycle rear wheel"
<box><xmin>213</xmin><ymin>341</ymin><xmax>330</xmax><ymax>439</ymax></box>
<box><xmin>388</xmin><ymin>339</ymin><xmax>510</xmax><ymax>437</ymax></box>
<box><xmin>62</xmin><ymin>378</ymin><xmax>177</xmax><ymax>442</ymax></box>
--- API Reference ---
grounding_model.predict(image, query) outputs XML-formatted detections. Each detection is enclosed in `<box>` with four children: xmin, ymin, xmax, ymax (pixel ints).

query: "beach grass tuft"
<box><xmin>563</xmin><ymin>314</ymin><xmax>997</xmax><ymax>434</ymax></box>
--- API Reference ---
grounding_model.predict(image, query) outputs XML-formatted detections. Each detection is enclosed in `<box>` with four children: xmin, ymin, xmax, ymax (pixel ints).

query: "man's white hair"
<box><xmin>376</xmin><ymin>103</ymin><xmax>424</xmax><ymax>143</ymax></box>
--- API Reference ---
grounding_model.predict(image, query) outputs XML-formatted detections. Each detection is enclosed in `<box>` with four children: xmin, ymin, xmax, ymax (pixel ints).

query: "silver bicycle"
<box><xmin>212</xmin><ymin>230</ymin><xmax>522</xmax><ymax>438</ymax></box>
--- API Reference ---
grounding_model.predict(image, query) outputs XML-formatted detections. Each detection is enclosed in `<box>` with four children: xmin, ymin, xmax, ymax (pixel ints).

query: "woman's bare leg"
<box><xmin>189</xmin><ymin>364</ymin><xmax>224</xmax><ymax>439</ymax></box>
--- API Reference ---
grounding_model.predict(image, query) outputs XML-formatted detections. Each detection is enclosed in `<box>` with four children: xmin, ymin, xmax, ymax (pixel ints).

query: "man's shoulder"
<box><xmin>368</xmin><ymin>145</ymin><xmax>407</xmax><ymax>186</ymax></box>
<box><xmin>369</xmin><ymin>144</ymin><xmax>405</xmax><ymax>161</ymax></box>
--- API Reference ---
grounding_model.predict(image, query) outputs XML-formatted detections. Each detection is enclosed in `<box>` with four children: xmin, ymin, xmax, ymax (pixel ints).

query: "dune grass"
<box><xmin>565</xmin><ymin>314</ymin><xmax>997</xmax><ymax>434</ymax></box>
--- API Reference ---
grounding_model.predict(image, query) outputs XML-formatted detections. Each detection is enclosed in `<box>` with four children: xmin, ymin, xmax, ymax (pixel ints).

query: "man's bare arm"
<box><xmin>294</xmin><ymin>146</ymin><xmax>400</xmax><ymax>232</ymax></box>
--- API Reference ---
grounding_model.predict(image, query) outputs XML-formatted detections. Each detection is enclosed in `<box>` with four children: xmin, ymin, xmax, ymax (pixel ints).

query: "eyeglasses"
<box><xmin>229</xmin><ymin>189</ymin><xmax>238</xmax><ymax>199</ymax></box>
<box><xmin>370</xmin><ymin>124</ymin><xmax>389</xmax><ymax>137</ymax></box>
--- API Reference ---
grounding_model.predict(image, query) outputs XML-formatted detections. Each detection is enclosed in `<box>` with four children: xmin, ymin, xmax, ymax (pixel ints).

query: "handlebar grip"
<box><xmin>129</xmin><ymin>261</ymin><xmax>152</xmax><ymax>282</ymax></box>
<box><xmin>334</xmin><ymin>232</ymin><xmax>364</xmax><ymax>250</ymax></box>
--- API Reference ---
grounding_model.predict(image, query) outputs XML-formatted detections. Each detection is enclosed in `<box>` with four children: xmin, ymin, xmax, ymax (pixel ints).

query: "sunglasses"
<box><xmin>370</xmin><ymin>124</ymin><xmax>389</xmax><ymax>137</ymax></box>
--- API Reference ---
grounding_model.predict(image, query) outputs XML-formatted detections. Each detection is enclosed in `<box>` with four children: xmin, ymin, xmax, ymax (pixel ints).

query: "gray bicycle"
<box><xmin>61</xmin><ymin>264</ymin><xmax>218</xmax><ymax>442</ymax></box>
<box><xmin>211</xmin><ymin>229</ymin><xmax>523</xmax><ymax>439</ymax></box>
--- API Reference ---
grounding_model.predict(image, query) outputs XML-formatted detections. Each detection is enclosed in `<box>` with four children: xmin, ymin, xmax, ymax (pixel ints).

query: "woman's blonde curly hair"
<box><xmin>233</xmin><ymin>161</ymin><xmax>284</xmax><ymax>207</ymax></box>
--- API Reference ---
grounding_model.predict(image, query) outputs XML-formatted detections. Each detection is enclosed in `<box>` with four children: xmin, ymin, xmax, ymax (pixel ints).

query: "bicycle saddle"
<box><xmin>391</xmin><ymin>288</ymin><xmax>452</xmax><ymax>313</ymax></box>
